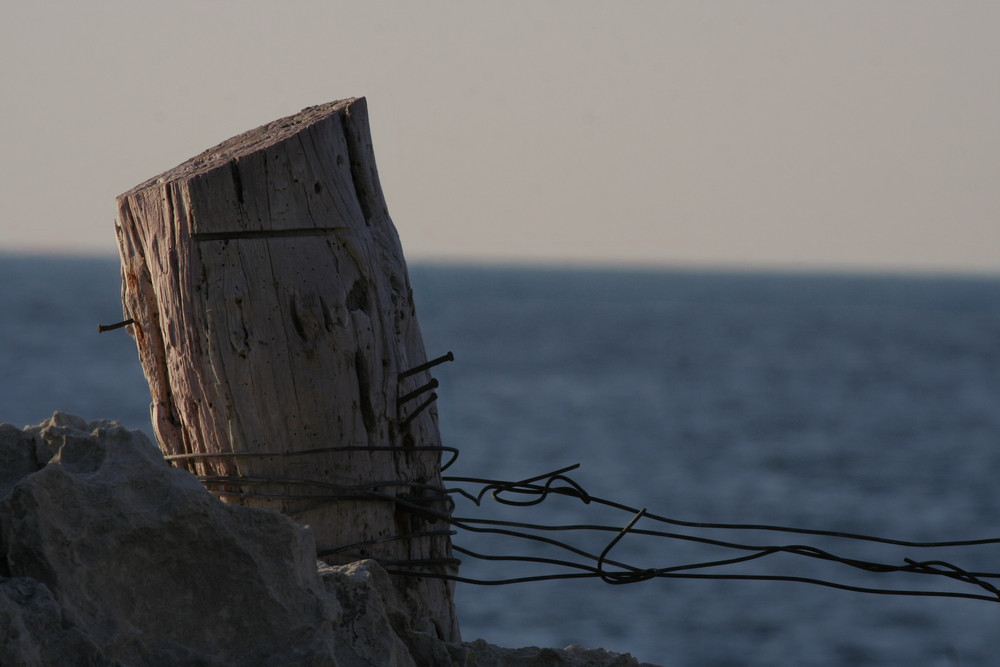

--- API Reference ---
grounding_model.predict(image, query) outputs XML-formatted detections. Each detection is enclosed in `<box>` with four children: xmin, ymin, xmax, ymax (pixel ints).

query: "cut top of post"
<box><xmin>121</xmin><ymin>98</ymin><xmax>360</xmax><ymax>196</ymax></box>
<box><xmin>118</xmin><ymin>98</ymin><xmax>389</xmax><ymax>240</ymax></box>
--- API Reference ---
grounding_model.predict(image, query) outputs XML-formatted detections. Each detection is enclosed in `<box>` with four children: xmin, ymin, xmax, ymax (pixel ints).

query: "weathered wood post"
<box><xmin>113</xmin><ymin>98</ymin><xmax>459</xmax><ymax>641</ymax></box>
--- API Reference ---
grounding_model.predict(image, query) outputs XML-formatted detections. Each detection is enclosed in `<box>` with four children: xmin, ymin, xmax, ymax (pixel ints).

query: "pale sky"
<box><xmin>2</xmin><ymin>1</ymin><xmax>998</xmax><ymax>273</ymax></box>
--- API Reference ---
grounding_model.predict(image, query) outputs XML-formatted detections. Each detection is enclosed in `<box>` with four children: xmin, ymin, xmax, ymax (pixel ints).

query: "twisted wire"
<box><xmin>407</xmin><ymin>463</ymin><xmax>1000</xmax><ymax>603</ymax></box>
<box><xmin>170</xmin><ymin>445</ymin><xmax>1000</xmax><ymax>603</ymax></box>
<box><xmin>161</xmin><ymin>348</ymin><xmax>1000</xmax><ymax>604</ymax></box>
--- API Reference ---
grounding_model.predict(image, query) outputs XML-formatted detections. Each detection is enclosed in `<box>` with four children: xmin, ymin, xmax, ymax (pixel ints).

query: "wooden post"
<box><xmin>113</xmin><ymin>98</ymin><xmax>459</xmax><ymax>641</ymax></box>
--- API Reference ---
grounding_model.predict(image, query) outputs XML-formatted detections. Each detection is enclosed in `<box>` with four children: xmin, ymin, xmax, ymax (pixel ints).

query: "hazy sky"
<box><xmin>2</xmin><ymin>1</ymin><xmax>998</xmax><ymax>272</ymax></box>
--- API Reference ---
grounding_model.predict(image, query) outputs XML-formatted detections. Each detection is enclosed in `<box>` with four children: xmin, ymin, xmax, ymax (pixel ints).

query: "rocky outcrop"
<box><xmin>0</xmin><ymin>412</ymin><xmax>337</xmax><ymax>666</ymax></box>
<box><xmin>0</xmin><ymin>413</ymin><xmax>658</xmax><ymax>666</ymax></box>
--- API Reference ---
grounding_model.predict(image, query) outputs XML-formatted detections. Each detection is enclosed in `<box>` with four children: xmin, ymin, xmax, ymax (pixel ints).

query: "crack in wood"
<box><xmin>192</xmin><ymin>228</ymin><xmax>347</xmax><ymax>242</ymax></box>
<box><xmin>230</xmin><ymin>160</ymin><xmax>245</xmax><ymax>205</ymax></box>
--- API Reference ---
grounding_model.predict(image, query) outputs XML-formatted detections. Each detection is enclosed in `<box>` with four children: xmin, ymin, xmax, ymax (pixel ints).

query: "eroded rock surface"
<box><xmin>0</xmin><ymin>412</ymin><xmax>339</xmax><ymax>665</ymax></box>
<box><xmin>0</xmin><ymin>413</ymin><xmax>659</xmax><ymax>666</ymax></box>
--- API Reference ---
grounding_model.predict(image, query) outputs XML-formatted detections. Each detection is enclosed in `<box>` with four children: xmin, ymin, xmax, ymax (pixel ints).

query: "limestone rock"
<box><xmin>0</xmin><ymin>413</ymin><xmax>660</xmax><ymax>666</ymax></box>
<box><xmin>320</xmin><ymin>558</ymin><xmax>659</xmax><ymax>667</ymax></box>
<box><xmin>320</xmin><ymin>559</ymin><xmax>416</xmax><ymax>667</ymax></box>
<box><xmin>0</xmin><ymin>412</ymin><xmax>340</xmax><ymax>665</ymax></box>
<box><xmin>0</xmin><ymin>577</ymin><xmax>108</xmax><ymax>666</ymax></box>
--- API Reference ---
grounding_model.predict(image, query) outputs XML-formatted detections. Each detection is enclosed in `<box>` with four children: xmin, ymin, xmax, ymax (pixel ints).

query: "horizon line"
<box><xmin>3</xmin><ymin>247</ymin><xmax>998</xmax><ymax>281</ymax></box>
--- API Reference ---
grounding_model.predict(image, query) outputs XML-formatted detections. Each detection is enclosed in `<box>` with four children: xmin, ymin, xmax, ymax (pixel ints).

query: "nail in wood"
<box><xmin>397</xmin><ymin>378</ymin><xmax>439</xmax><ymax>406</ymax></box>
<box><xmin>98</xmin><ymin>318</ymin><xmax>135</xmax><ymax>333</ymax></box>
<box><xmin>398</xmin><ymin>351</ymin><xmax>454</xmax><ymax>381</ymax></box>
<box><xmin>400</xmin><ymin>393</ymin><xmax>438</xmax><ymax>428</ymax></box>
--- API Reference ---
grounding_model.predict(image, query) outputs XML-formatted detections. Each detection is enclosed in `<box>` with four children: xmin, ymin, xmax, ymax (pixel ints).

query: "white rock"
<box><xmin>0</xmin><ymin>413</ymin><xmax>660</xmax><ymax>667</ymax></box>
<box><xmin>0</xmin><ymin>413</ymin><xmax>339</xmax><ymax>665</ymax></box>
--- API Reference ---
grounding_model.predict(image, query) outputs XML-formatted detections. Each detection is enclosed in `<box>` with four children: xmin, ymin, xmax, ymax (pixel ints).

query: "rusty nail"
<box><xmin>398</xmin><ymin>351</ymin><xmax>454</xmax><ymax>381</ymax></box>
<box><xmin>98</xmin><ymin>318</ymin><xmax>135</xmax><ymax>333</ymax></box>
<box><xmin>400</xmin><ymin>393</ymin><xmax>438</xmax><ymax>428</ymax></box>
<box><xmin>397</xmin><ymin>379</ymin><xmax>439</xmax><ymax>406</ymax></box>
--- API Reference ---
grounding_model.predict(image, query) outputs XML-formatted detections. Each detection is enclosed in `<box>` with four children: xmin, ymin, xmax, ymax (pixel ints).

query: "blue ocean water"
<box><xmin>2</xmin><ymin>254</ymin><xmax>999</xmax><ymax>665</ymax></box>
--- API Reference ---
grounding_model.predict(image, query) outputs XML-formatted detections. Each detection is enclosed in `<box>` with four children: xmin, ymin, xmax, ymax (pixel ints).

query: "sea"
<box><xmin>2</xmin><ymin>253</ymin><xmax>999</xmax><ymax>666</ymax></box>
